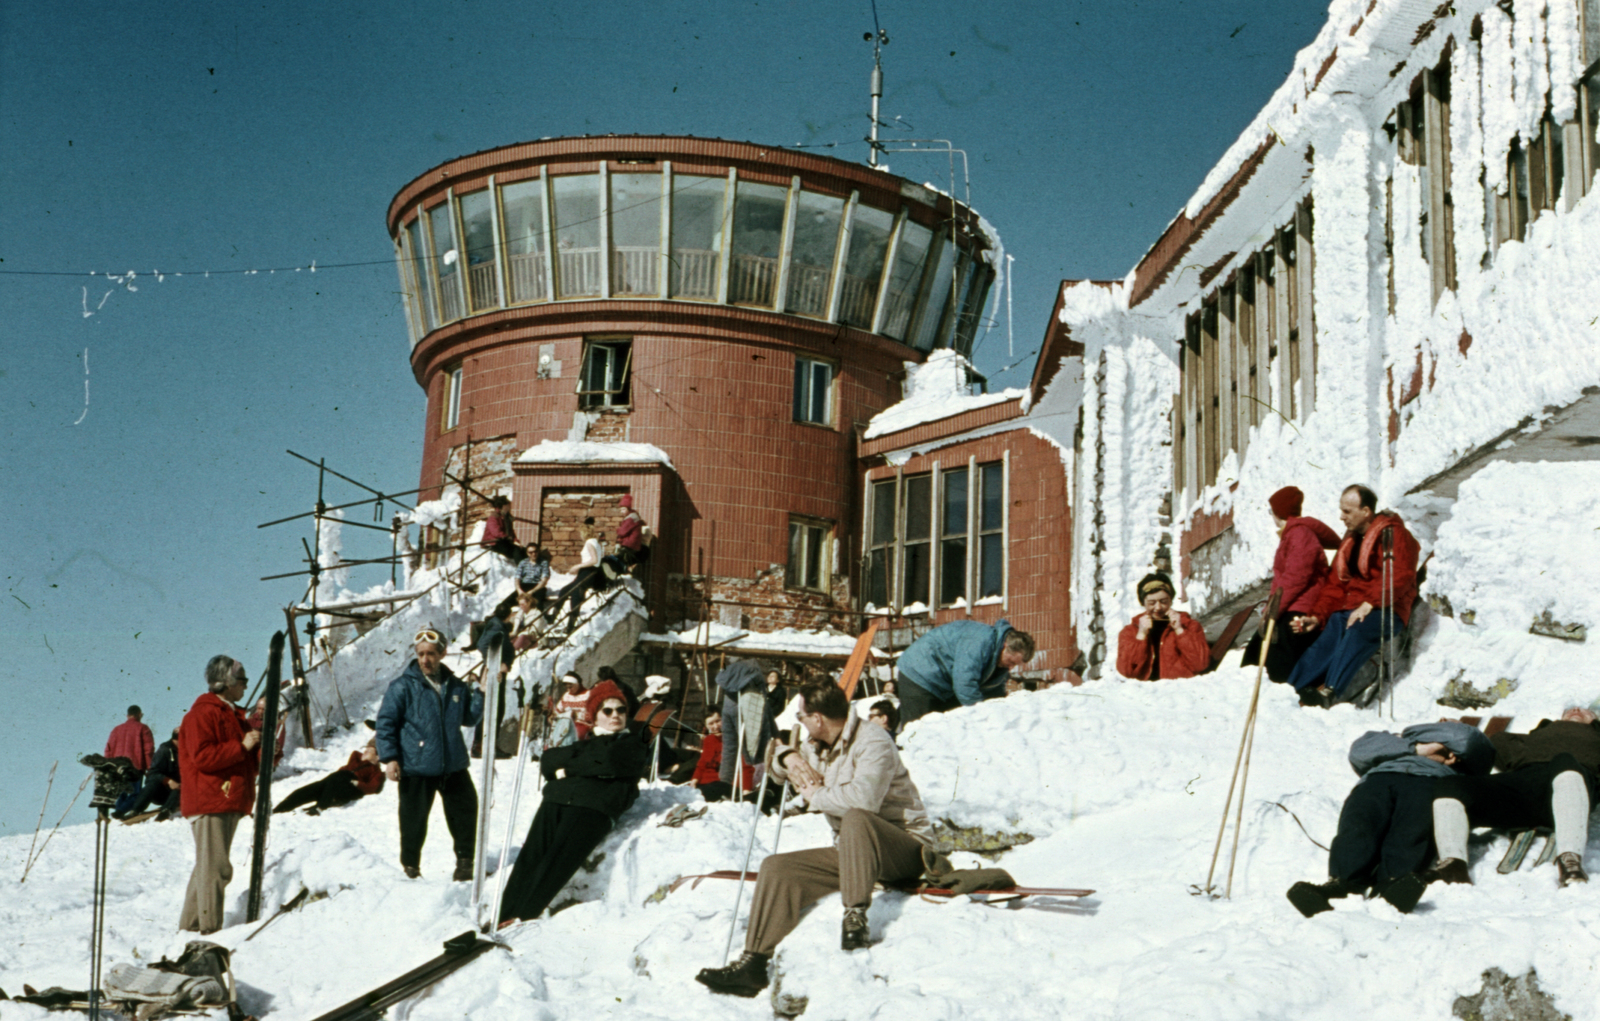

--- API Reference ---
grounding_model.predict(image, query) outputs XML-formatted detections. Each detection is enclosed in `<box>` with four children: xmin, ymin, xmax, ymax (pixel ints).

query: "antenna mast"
<box><xmin>865</xmin><ymin>4</ymin><xmax>888</xmax><ymax>167</ymax></box>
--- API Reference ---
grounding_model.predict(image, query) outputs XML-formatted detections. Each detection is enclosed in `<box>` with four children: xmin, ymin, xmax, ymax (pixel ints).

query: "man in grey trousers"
<box><xmin>695</xmin><ymin>680</ymin><xmax>932</xmax><ymax>997</ymax></box>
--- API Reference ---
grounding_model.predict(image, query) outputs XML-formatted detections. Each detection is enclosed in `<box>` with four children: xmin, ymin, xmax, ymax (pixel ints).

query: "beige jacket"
<box><xmin>770</xmin><ymin>712</ymin><xmax>933</xmax><ymax>845</ymax></box>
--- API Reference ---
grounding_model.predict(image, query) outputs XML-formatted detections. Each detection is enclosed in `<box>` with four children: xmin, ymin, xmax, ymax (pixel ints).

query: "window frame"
<box><xmin>792</xmin><ymin>355</ymin><xmax>836</xmax><ymax>427</ymax></box>
<box><xmin>441</xmin><ymin>364</ymin><xmax>464</xmax><ymax>432</ymax></box>
<box><xmin>864</xmin><ymin>457</ymin><xmax>1007</xmax><ymax>613</ymax></box>
<box><xmin>577</xmin><ymin>338</ymin><xmax>633</xmax><ymax>410</ymax></box>
<box><xmin>786</xmin><ymin>515</ymin><xmax>833</xmax><ymax>593</ymax></box>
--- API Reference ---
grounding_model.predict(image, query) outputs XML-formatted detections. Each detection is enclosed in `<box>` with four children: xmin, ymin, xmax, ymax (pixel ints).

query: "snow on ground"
<box><xmin>7</xmin><ymin>618</ymin><xmax>1599</xmax><ymax>1019</ymax></box>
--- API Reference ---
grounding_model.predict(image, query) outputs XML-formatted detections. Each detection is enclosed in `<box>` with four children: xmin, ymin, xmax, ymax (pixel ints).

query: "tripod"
<box><xmin>88</xmin><ymin>806</ymin><xmax>113</xmax><ymax>1020</ymax></box>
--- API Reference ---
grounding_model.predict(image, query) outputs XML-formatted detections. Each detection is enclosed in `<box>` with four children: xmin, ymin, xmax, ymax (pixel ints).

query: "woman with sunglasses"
<box><xmin>497</xmin><ymin>678</ymin><xmax>650</xmax><ymax>927</ymax></box>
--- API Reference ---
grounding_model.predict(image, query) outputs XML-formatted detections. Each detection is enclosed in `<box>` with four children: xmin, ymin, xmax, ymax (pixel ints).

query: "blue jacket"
<box><xmin>896</xmin><ymin>619</ymin><xmax>1015</xmax><ymax>707</ymax></box>
<box><xmin>1349</xmin><ymin>722</ymin><xmax>1495</xmax><ymax>782</ymax></box>
<box><xmin>375</xmin><ymin>660</ymin><xmax>485</xmax><ymax>777</ymax></box>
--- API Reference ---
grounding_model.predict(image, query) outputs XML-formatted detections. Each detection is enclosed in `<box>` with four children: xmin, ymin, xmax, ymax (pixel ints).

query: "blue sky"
<box><xmin>0</xmin><ymin>0</ymin><xmax>1332</xmax><ymax>836</ymax></box>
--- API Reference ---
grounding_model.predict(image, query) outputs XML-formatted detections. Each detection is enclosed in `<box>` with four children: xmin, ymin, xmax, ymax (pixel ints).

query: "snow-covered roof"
<box><xmin>863</xmin><ymin>349</ymin><xmax>1026</xmax><ymax>440</ymax></box>
<box><xmin>640</xmin><ymin>621</ymin><xmax>865</xmax><ymax>659</ymax></box>
<box><xmin>516</xmin><ymin>440</ymin><xmax>675</xmax><ymax>469</ymax></box>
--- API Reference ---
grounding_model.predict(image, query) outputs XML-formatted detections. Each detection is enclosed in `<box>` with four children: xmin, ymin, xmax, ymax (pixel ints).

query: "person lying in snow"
<box><xmin>1240</xmin><ymin>486</ymin><xmax>1341</xmax><ymax>683</ymax></box>
<box><xmin>1287</xmin><ymin>484</ymin><xmax>1419</xmax><ymax>707</ymax></box>
<box><xmin>695</xmin><ymin>679</ymin><xmax>933</xmax><ymax>998</ymax></box>
<box><xmin>1115</xmin><ymin>572</ymin><xmax>1209</xmax><ymax>680</ymax></box>
<box><xmin>895</xmin><ymin>618</ymin><xmax>1036</xmax><ymax>722</ymax></box>
<box><xmin>273</xmin><ymin>739</ymin><xmax>386</xmax><ymax>814</ymax></box>
<box><xmin>1287</xmin><ymin>721</ymin><xmax>1493</xmax><ymax>917</ymax></box>
<box><xmin>1430</xmin><ymin>706</ymin><xmax>1600</xmax><ymax>888</ymax></box>
<box><xmin>496</xmin><ymin>680</ymin><xmax>650</xmax><ymax>927</ymax></box>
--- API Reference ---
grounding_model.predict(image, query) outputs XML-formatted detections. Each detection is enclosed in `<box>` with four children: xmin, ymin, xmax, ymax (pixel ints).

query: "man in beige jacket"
<box><xmin>695</xmin><ymin>680</ymin><xmax>933</xmax><ymax>998</ymax></box>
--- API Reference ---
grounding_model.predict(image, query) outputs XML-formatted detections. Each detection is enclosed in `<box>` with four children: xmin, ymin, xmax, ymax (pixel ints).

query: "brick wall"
<box><xmin>442</xmin><ymin>434</ymin><xmax>519</xmax><ymax>532</ymax></box>
<box><xmin>540</xmin><ymin>489</ymin><xmax>627</xmax><ymax>568</ymax></box>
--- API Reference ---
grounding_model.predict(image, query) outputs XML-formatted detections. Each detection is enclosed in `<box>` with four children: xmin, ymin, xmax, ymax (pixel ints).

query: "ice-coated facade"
<box><xmin>1063</xmin><ymin>0</ymin><xmax>1600</xmax><ymax>678</ymax></box>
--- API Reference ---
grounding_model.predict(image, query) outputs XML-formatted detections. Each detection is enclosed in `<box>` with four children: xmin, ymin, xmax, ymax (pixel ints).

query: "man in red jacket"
<box><xmin>177</xmin><ymin>655</ymin><xmax>261</xmax><ymax>934</ymax></box>
<box><xmin>105</xmin><ymin>705</ymin><xmax>155</xmax><ymax>773</ymax></box>
<box><xmin>1288</xmin><ymin>485</ymin><xmax>1419</xmax><ymax>706</ymax></box>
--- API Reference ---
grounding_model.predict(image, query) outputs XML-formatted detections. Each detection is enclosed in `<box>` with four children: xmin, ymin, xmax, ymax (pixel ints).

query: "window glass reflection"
<box><xmin>671</xmin><ymin>175</ymin><xmax>724</xmax><ymax>300</ymax></box>
<box><xmin>610</xmin><ymin>173</ymin><xmax>662</xmax><ymax>296</ymax></box>
<box><xmin>912</xmin><ymin>237</ymin><xmax>956</xmax><ymax>352</ymax></box>
<box><xmin>840</xmin><ymin>206</ymin><xmax>894</xmax><ymax>329</ymax></box>
<box><xmin>882</xmin><ymin>221</ymin><xmax>932</xmax><ymax>341</ymax></box>
<box><xmin>459</xmin><ymin>190</ymin><xmax>499</xmax><ymax>312</ymax></box>
<box><xmin>405</xmin><ymin>219</ymin><xmax>437</xmax><ymax>332</ymax></box>
<box><xmin>786</xmin><ymin>191</ymin><xmax>844</xmax><ymax>317</ymax></box>
<box><xmin>500</xmin><ymin>179</ymin><xmax>548</xmax><ymax>304</ymax></box>
<box><xmin>429</xmin><ymin>203</ymin><xmax>463</xmax><ymax>322</ymax></box>
<box><xmin>729</xmin><ymin>180</ymin><xmax>788</xmax><ymax>307</ymax></box>
<box><xmin>553</xmin><ymin>175</ymin><xmax>602</xmax><ymax>298</ymax></box>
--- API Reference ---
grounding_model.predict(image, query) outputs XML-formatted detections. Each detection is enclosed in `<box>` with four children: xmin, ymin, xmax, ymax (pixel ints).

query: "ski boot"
<box><xmin>1556</xmin><ymin>852</ymin><xmax>1589</xmax><ymax>888</ymax></box>
<box><xmin>452</xmin><ymin>856</ymin><xmax>473</xmax><ymax>882</ymax></box>
<box><xmin>695</xmin><ymin>951</ymin><xmax>771</xmax><ymax>997</ymax></box>
<box><xmin>1425</xmin><ymin>858</ymin><xmax>1471</xmax><ymax>885</ymax></box>
<box><xmin>1286</xmin><ymin>877</ymin><xmax>1358</xmax><ymax>917</ymax></box>
<box><xmin>841</xmin><ymin>906</ymin><xmax>871</xmax><ymax>950</ymax></box>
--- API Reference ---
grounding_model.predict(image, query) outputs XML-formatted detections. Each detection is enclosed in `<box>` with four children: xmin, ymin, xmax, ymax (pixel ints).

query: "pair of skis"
<box><xmin>672</xmin><ymin>869</ymin><xmax>1094</xmax><ymax>903</ymax></box>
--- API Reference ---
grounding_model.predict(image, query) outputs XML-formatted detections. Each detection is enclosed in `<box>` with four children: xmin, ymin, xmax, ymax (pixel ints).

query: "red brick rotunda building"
<box><xmin>388</xmin><ymin>135</ymin><xmax>997</xmax><ymax>634</ymax></box>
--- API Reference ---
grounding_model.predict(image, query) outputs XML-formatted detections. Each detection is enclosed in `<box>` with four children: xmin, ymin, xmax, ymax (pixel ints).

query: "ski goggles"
<box><xmin>414</xmin><ymin>628</ymin><xmax>444</xmax><ymax>647</ymax></box>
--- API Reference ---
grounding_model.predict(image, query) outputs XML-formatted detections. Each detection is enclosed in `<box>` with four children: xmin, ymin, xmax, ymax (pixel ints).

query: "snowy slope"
<box><xmin>6</xmin><ymin>621</ymin><xmax>1598</xmax><ymax>1021</ymax></box>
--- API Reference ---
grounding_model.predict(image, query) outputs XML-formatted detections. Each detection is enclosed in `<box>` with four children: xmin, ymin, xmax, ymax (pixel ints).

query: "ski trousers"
<box><xmin>497</xmin><ymin>801</ymin><xmax>612</xmax><ymax>924</ymax></box>
<box><xmin>1241</xmin><ymin>611</ymin><xmax>1321</xmax><ymax>684</ymax></box>
<box><xmin>1328</xmin><ymin>773</ymin><xmax>1439</xmax><ymax>885</ymax></box>
<box><xmin>897</xmin><ymin>680</ymin><xmax>962</xmax><ymax>725</ymax></box>
<box><xmin>396</xmin><ymin>769</ymin><xmax>477</xmax><ymax>870</ymax></box>
<box><xmin>744</xmin><ymin>808</ymin><xmax>925</xmax><ymax>955</ymax></box>
<box><xmin>1434</xmin><ymin>753</ymin><xmax>1600</xmax><ymax>830</ymax></box>
<box><xmin>1288</xmin><ymin>610</ymin><xmax>1395</xmax><ymax>696</ymax></box>
<box><xmin>179</xmin><ymin>812</ymin><xmax>242</xmax><ymax>934</ymax></box>
<box><xmin>274</xmin><ymin>772</ymin><xmax>365</xmax><ymax>814</ymax></box>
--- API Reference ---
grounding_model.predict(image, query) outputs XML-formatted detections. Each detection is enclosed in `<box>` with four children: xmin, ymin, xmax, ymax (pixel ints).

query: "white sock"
<box><xmin>1552</xmin><ymin>772</ymin><xmax>1591</xmax><ymax>858</ymax></box>
<box><xmin>1433</xmin><ymin>798</ymin><xmax>1469</xmax><ymax>862</ymax></box>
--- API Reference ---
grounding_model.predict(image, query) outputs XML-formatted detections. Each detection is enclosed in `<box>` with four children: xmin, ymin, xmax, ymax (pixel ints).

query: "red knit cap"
<box><xmin>620</xmin><ymin>494</ymin><xmax>634</xmax><ymax>509</ymax></box>
<box><xmin>1268</xmin><ymin>486</ymin><xmax>1303</xmax><ymax>520</ymax></box>
<box><xmin>583</xmin><ymin>680</ymin><xmax>629</xmax><ymax>727</ymax></box>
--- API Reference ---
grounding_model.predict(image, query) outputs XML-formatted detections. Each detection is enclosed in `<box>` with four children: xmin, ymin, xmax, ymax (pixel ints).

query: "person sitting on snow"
<box><xmin>480</xmin><ymin>496</ymin><xmax>523</xmax><ymax>563</ymax></box>
<box><xmin>515</xmin><ymin>544</ymin><xmax>552</xmax><ymax>609</ymax></box>
<box><xmin>613</xmin><ymin>494</ymin><xmax>651</xmax><ymax>573</ymax></box>
<box><xmin>548</xmin><ymin>518</ymin><xmax>613</xmax><ymax>631</ymax></box>
<box><xmin>545</xmin><ymin>672</ymin><xmax>589</xmax><ymax>747</ymax></box>
<box><xmin>895</xmin><ymin>619</ymin><xmax>1035</xmax><ymax>723</ymax></box>
<box><xmin>1287</xmin><ymin>484</ymin><xmax>1419</xmax><ymax>707</ymax></box>
<box><xmin>867</xmin><ymin>699</ymin><xmax>900</xmax><ymax>738</ymax></box>
<box><xmin>274</xmin><ymin>738</ymin><xmax>386</xmax><ymax>814</ymax></box>
<box><xmin>115</xmin><ymin>729</ymin><xmax>182</xmax><ymax>821</ymax></box>
<box><xmin>1430</xmin><ymin>706</ymin><xmax>1600</xmax><ymax>888</ymax></box>
<box><xmin>1241</xmin><ymin>487</ymin><xmax>1341</xmax><ymax>683</ymax></box>
<box><xmin>1286</xmin><ymin>720</ymin><xmax>1493</xmax><ymax>918</ymax></box>
<box><xmin>496</xmin><ymin>680</ymin><xmax>651</xmax><ymax>927</ymax></box>
<box><xmin>1116</xmin><ymin>573</ymin><xmax>1210</xmax><ymax>680</ymax></box>
<box><xmin>689</xmin><ymin>711</ymin><xmax>753</xmax><ymax>802</ymax></box>
<box><xmin>695</xmin><ymin>680</ymin><xmax>932</xmax><ymax>998</ymax></box>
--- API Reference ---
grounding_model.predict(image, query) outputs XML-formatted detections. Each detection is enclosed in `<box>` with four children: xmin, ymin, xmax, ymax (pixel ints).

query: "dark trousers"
<box><xmin>1241</xmin><ymin>612</ymin><xmax>1321</xmax><ymax>684</ymax></box>
<box><xmin>497</xmin><ymin>801</ymin><xmax>612</xmax><ymax>923</ymax></box>
<box><xmin>1435</xmin><ymin>754</ymin><xmax>1600</xmax><ymax>829</ymax></box>
<box><xmin>552</xmin><ymin>567</ymin><xmax>607</xmax><ymax>628</ymax></box>
<box><xmin>122</xmin><ymin>776</ymin><xmax>180</xmax><ymax>817</ymax></box>
<box><xmin>397</xmin><ymin>769</ymin><xmax>478</xmax><ymax>869</ymax></box>
<box><xmin>1328</xmin><ymin>772</ymin><xmax>1437</xmax><ymax>885</ymax></box>
<box><xmin>1288</xmin><ymin>610</ymin><xmax>1396</xmax><ymax>695</ymax></box>
<box><xmin>898</xmin><ymin>678</ymin><xmax>961</xmax><ymax>725</ymax></box>
<box><xmin>274</xmin><ymin>772</ymin><xmax>365</xmax><ymax>814</ymax></box>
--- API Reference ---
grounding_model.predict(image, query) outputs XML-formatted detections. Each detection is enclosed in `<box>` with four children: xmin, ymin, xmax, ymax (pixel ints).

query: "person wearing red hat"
<box><xmin>496</xmin><ymin>679</ymin><xmax>651</xmax><ymax>927</ymax></box>
<box><xmin>1242</xmin><ymin>486</ymin><xmax>1341</xmax><ymax>682</ymax></box>
<box><xmin>614</xmin><ymin>493</ymin><xmax>652</xmax><ymax>573</ymax></box>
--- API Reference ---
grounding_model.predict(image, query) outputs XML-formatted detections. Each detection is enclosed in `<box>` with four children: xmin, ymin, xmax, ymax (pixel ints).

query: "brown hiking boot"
<box><xmin>695</xmin><ymin>952</ymin><xmax>771</xmax><ymax>997</ymax></box>
<box><xmin>1556</xmin><ymin>852</ymin><xmax>1589</xmax><ymax>888</ymax></box>
<box><xmin>1427</xmin><ymin>858</ymin><xmax>1471</xmax><ymax>885</ymax></box>
<box><xmin>841</xmin><ymin>906</ymin><xmax>871</xmax><ymax>950</ymax></box>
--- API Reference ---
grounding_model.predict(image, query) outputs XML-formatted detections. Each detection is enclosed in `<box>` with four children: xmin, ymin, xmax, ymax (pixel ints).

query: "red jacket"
<box><xmin>1271</xmin><ymin>517</ymin><xmax>1341</xmax><ymax>615</ymax></box>
<box><xmin>481</xmin><ymin>512</ymin><xmax>516</xmax><ymax>547</ymax></box>
<box><xmin>339</xmin><ymin>751</ymin><xmax>386</xmax><ymax>796</ymax></box>
<box><xmin>178</xmin><ymin>693</ymin><xmax>259</xmax><ymax>817</ymax></box>
<box><xmin>1116</xmin><ymin>612</ymin><xmax>1211</xmax><ymax>680</ymax></box>
<box><xmin>105</xmin><ymin>718</ymin><xmax>155</xmax><ymax>772</ymax></box>
<box><xmin>616</xmin><ymin>513</ymin><xmax>645</xmax><ymax>552</ymax></box>
<box><xmin>1309</xmin><ymin>513</ymin><xmax>1420</xmax><ymax>625</ymax></box>
<box><xmin>693</xmin><ymin>734</ymin><xmax>752</xmax><ymax>788</ymax></box>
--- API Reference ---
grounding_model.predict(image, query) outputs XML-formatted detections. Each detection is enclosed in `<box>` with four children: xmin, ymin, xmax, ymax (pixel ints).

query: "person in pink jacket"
<box><xmin>105</xmin><ymin>705</ymin><xmax>155</xmax><ymax>773</ymax></box>
<box><xmin>1242</xmin><ymin>486</ymin><xmax>1341</xmax><ymax>682</ymax></box>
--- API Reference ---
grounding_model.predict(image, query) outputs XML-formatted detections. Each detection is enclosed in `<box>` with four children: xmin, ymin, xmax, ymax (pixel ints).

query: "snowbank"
<box><xmin>863</xmin><ymin>350</ymin><xmax>1024</xmax><ymax>440</ymax></box>
<box><xmin>516</xmin><ymin>440</ymin><xmax>675</xmax><ymax>469</ymax></box>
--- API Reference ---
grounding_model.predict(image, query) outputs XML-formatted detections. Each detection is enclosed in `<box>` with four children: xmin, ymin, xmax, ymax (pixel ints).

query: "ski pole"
<box><xmin>771</xmin><ymin>780</ymin><xmax>792</xmax><ymax>852</ymax></box>
<box><xmin>470</xmin><ymin>636</ymin><xmax>504</xmax><ymax>921</ymax></box>
<box><xmin>722</xmin><ymin>799</ymin><xmax>764</xmax><ymax>966</ymax></box>
<box><xmin>488</xmin><ymin>706</ymin><xmax>537</xmax><ymax>931</ymax></box>
<box><xmin>1380</xmin><ymin>525</ymin><xmax>1394</xmax><ymax>719</ymax></box>
<box><xmin>1204</xmin><ymin>592</ymin><xmax>1278</xmax><ymax>897</ymax></box>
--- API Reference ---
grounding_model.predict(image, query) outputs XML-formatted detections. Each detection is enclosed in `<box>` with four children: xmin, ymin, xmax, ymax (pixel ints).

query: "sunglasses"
<box><xmin>596</xmin><ymin>705</ymin><xmax>627</xmax><ymax>716</ymax></box>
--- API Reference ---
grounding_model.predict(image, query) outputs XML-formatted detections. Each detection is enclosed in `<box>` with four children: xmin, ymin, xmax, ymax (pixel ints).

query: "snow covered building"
<box><xmin>1061</xmin><ymin>0</ymin><xmax>1600</xmax><ymax>679</ymax></box>
<box><xmin>385</xmin><ymin>136</ymin><xmax>999</xmax><ymax>637</ymax></box>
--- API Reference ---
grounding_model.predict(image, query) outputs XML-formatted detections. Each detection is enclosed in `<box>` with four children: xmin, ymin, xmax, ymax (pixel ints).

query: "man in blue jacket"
<box><xmin>376</xmin><ymin>626</ymin><xmax>485</xmax><ymax>880</ymax></box>
<box><xmin>894</xmin><ymin>619</ymin><xmax>1035</xmax><ymax>724</ymax></box>
<box><xmin>1286</xmin><ymin>720</ymin><xmax>1493</xmax><ymax>917</ymax></box>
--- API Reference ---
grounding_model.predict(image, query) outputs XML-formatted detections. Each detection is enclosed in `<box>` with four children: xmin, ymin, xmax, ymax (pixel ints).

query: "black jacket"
<box><xmin>539</xmin><ymin>726</ymin><xmax>650</xmax><ymax>819</ymax></box>
<box><xmin>149</xmin><ymin>740</ymin><xmax>180</xmax><ymax>783</ymax></box>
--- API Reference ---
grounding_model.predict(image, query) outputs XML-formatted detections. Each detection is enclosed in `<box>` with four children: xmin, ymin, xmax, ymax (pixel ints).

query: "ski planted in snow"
<box><xmin>245</xmin><ymin>631</ymin><xmax>286</xmax><ymax>924</ymax></box>
<box><xmin>304</xmin><ymin>931</ymin><xmax>503</xmax><ymax>1021</ymax></box>
<box><xmin>469</xmin><ymin>634</ymin><xmax>504</xmax><ymax>926</ymax></box>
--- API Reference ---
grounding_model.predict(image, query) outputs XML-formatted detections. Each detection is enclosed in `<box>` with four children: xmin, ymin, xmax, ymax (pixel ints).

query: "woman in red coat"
<box><xmin>1116</xmin><ymin>573</ymin><xmax>1210</xmax><ymax>680</ymax></box>
<box><xmin>1242</xmin><ymin>486</ymin><xmax>1341</xmax><ymax>682</ymax></box>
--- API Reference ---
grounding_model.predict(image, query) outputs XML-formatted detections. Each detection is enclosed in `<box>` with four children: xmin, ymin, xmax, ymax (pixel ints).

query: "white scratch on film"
<box><xmin>72</xmin><ymin>348</ymin><xmax>89</xmax><ymax>426</ymax></box>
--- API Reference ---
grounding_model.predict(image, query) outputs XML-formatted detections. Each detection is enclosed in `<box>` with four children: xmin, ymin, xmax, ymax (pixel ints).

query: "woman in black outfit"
<box><xmin>497</xmin><ymin>679</ymin><xmax>649</xmax><ymax>926</ymax></box>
